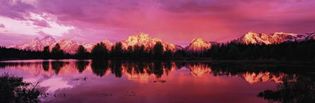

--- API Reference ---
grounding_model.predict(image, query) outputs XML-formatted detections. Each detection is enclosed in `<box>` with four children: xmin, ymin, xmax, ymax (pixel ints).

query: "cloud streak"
<box><xmin>0</xmin><ymin>0</ymin><xmax>315</xmax><ymax>45</ymax></box>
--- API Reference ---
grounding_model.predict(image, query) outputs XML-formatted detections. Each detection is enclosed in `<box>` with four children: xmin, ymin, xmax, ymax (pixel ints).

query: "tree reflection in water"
<box><xmin>75</xmin><ymin>60</ymin><xmax>89</xmax><ymax>73</ymax></box>
<box><xmin>51</xmin><ymin>61</ymin><xmax>66</xmax><ymax>74</ymax></box>
<box><xmin>110</xmin><ymin>60</ymin><xmax>122</xmax><ymax>78</ymax></box>
<box><xmin>152</xmin><ymin>61</ymin><xmax>163</xmax><ymax>78</ymax></box>
<box><xmin>258</xmin><ymin>74</ymin><xmax>315</xmax><ymax>103</ymax></box>
<box><xmin>0</xmin><ymin>60</ymin><xmax>314</xmax><ymax>102</ymax></box>
<box><xmin>91</xmin><ymin>60</ymin><xmax>109</xmax><ymax>77</ymax></box>
<box><xmin>42</xmin><ymin>61</ymin><xmax>49</xmax><ymax>71</ymax></box>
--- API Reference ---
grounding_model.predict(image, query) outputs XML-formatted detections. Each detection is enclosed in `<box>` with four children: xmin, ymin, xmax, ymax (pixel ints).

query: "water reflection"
<box><xmin>42</xmin><ymin>61</ymin><xmax>49</xmax><ymax>71</ymax></box>
<box><xmin>0</xmin><ymin>61</ymin><xmax>305</xmax><ymax>84</ymax></box>
<box><xmin>0</xmin><ymin>60</ymin><xmax>314</xmax><ymax>103</ymax></box>
<box><xmin>258</xmin><ymin>74</ymin><xmax>315</xmax><ymax>103</ymax></box>
<box><xmin>242</xmin><ymin>72</ymin><xmax>284</xmax><ymax>84</ymax></box>
<box><xmin>91</xmin><ymin>60</ymin><xmax>109</xmax><ymax>77</ymax></box>
<box><xmin>75</xmin><ymin>61</ymin><xmax>89</xmax><ymax>73</ymax></box>
<box><xmin>110</xmin><ymin>60</ymin><xmax>122</xmax><ymax>77</ymax></box>
<box><xmin>187</xmin><ymin>63</ymin><xmax>211</xmax><ymax>77</ymax></box>
<box><xmin>51</xmin><ymin>61</ymin><xmax>67</xmax><ymax>74</ymax></box>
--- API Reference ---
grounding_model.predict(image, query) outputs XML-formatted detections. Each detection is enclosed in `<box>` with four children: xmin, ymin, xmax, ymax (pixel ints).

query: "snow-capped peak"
<box><xmin>122</xmin><ymin>33</ymin><xmax>176</xmax><ymax>51</ymax></box>
<box><xmin>14</xmin><ymin>35</ymin><xmax>56</xmax><ymax>51</ymax></box>
<box><xmin>185</xmin><ymin>38</ymin><xmax>211</xmax><ymax>52</ymax></box>
<box><xmin>235</xmin><ymin>32</ymin><xmax>307</xmax><ymax>45</ymax></box>
<box><xmin>101</xmin><ymin>39</ymin><xmax>114</xmax><ymax>50</ymax></box>
<box><xmin>241</xmin><ymin>32</ymin><xmax>272</xmax><ymax>44</ymax></box>
<box><xmin>54</xmin><ymin>39</ymin><xmax>80</xmax><ymax>54</ymax></box>
<box><xmin>40</xmin><ymin>36</ymin><xmax>56</xmax><ymax>46</ymax></box>
<box><xmin>10</xmin><ymin>32</ymin><xmax>315</xmax><ymax>54</ymax></box>
<box><xmin>305</xmin><ymin>32</ymin><xmax>315</xmax><ymax>40</ymax></box>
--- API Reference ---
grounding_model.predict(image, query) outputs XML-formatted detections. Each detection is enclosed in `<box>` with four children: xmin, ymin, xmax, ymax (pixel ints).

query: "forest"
<box><xmin>1</xmin><ymin>40</ymin><xmax>315</xmax><ymax>61</ymax></box>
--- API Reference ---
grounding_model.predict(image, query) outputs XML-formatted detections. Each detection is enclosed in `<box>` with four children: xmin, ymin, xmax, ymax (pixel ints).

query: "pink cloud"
<box><xmin>1</xmin><ymin>0</ymin><xmax>315</xmax><ymax>45</ymax></box>
<box><xmin>0</xmin><ymin>24</ymin><xmax>5</xmax><ymax>28</ymax></box>
<box><xmin>32</xmin><ymin>19</ymin><xmax>50</xmax><ymax>27</ymax></box>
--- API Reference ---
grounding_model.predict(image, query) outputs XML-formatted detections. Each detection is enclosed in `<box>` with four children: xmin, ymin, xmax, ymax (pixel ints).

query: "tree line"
<box><xmin>1</xmin><ymin>40</ymin><xmax>315</xmax><ymax>61</ymax></box>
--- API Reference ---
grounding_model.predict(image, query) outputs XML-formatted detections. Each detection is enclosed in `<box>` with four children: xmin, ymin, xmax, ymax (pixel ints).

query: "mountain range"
<box><xmin>10</xmin><ymin>32</ymin><xmax>315</xmax><ymax>54</ymax></box>
<box><xmin>11</xmin><ymin>36</ymin><xmax>90</xmax><ymax>54</ymax></box>
<box><xmin>233</xmin><ymin>32</ymin><xmax>314</xmax><ymax>45</ymax></box>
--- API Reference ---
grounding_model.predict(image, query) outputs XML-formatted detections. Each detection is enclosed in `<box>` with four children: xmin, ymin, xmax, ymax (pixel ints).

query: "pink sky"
<box><xmin>1</xmin><ymin>0</ymin><xmax>315</xmax><ymax>46</ymax></box>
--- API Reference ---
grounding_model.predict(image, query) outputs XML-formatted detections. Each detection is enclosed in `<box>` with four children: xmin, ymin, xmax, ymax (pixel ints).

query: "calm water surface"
<box><xmin>0</xmin><ymin>60</ymin><xmax>313</xmax><ymax>103</ymax></box>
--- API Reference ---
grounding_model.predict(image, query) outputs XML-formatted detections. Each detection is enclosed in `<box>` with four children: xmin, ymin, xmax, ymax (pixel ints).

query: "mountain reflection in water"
<box><xmin>0</xmin><ymin>60</ymin><xmax>314</xmax><ymax>103</ymax></box>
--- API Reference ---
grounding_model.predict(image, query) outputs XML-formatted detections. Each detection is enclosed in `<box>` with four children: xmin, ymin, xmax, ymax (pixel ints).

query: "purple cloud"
<box><xmin>0</xmin><ymin>0</ymin><xmax>35</xmax><ymax>20</ymax></box>
<box><xmin>0</xmin><ymin>0</ymin><xmax>315</xmax><ymax>46</ymax></box>
<box><xmin>0</xmin><ymin>24</ymin><xmax>5</xmax><ymax>28</ymax></box>
<box><xmin>32</xmin><ymin>19</ymin><xmax>50</xmax><ymax>27</ymax></box>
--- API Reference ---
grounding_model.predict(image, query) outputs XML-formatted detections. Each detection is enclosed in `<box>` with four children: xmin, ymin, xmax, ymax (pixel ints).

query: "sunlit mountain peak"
<box><xmin>186</xmin><ymin>38</ymin><xmax>211</xmax><ymax>52</ymax></box>
<box><xmin>13</xmin><ymin>35</ymin><xmax>56</xmax><ymax>51</ymax></box>
<box><xmin>191</xmin><ymin>38</ymin><xmax>210</xmax><ymax>47</ymax></box>
<box><xmin>237</xmin><ymin>32</ymin><xmax>307</xmax><ymax>45</ymax></box>
<box><xmin>40</xmin><ymin>35</ymin><xmax>56</xmax><ymax>45</ymax></box>
<box><xmin>123</xmin><ymin>32</ymin><xmax>176</xmax><ymax>51</ymax></box>
<box><xmin>125</xmin><ymin>33</ymin><xmax>156</xmax><ymax>46</ymax></box>
<box><xmin>55</xmin><ymin>39</ymin><xmax>80</xmax><ymax>54</ymax></box>
<box><xmin>101</xmin><ymin>39</ymin><xmax>114</xmax><ymax>50</ymax></box>
<box><xmin>242</xmin><ymin>32</ymin><xmax>272</xmax><ymax>44</ymax></box>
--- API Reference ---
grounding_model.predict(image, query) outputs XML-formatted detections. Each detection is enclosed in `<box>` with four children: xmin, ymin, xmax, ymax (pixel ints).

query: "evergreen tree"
<box><xmin>126</xmin><ymin>46</ymin><xmax>133</xmax><ymax>59</ymax></box>
<box><xmin>0</xmin><ymin>40</ymin><xmax>315</xmax><ymax>61</ymax></box>
<box><xmin>76</xmin><ymin>45</ymin><xmax>89</xmax><ymax>59</ymax></box>
<box><xmin>43</xmin><ymin>46</ymin><xmax>50</xmax><ymax>59</ymax></box>
<box><xmin>91</xmin><ymin>42</ymin><xmax>109</xmax><ymax>59</ymax></box>
<box><xmin>111</xmin><ymin>42</ymin><xmax>124</xmax><ymax>58</ymax></box>
<box><xmin>133</xmin><ymin>45</ymin><xmax>146</xmax><ymax>59</ymax></box>
<box><xmin>153</xmin><ymin>42</ymin><xmax>164</xmax><ymax>59</ymax></box>
<box><xmin>51</xmin><ymin>44</ymin><xmax>64</xmax><ymax>59</ymax></box>
<box><xmin>164</xmin><ymin>50</ymin><xmax>173</xmax><ymax>59</ymax></box>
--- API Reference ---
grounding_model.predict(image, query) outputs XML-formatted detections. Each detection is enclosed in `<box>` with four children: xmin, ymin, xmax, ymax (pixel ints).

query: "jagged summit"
<box><xmin>13</xmin><ymin>36</ymin><xmax>89</xmax><ymax>54</ymax></box>
<box><xmin>305</xmin><ymin>32</ymin><xmax>315</xmax><ymax>40</ymax></box>
<box><xmin>185</xmin><ymin>38</ymin><xmax>211</xmax><ymax>52</ymax></box>
<box><xmin>12</xmin><ymin>33</ymin><xmax>177</xmax><ymax>53</ymax></box>
<box><xmin>14</xmin><ymin>35</ymin><xmax>56</xmax><ymax>51</ymax></box>
<box><xmin>122</xmin><ymin>33</ymin><xmax>176</xmax><ymax>51</ymax></box>
<box><xmin>100</xmin><ymin>39</ymin><xmax>114</xmax><ymax>50</ymax></box>
<box><xmin>40</xmin><ymin>36</ymin><xmax>56</xmax><ymax>46</ymax></box>
<box><xmin>10</xmin><ymin>32</ymin><xmax>315</xmax><ymax>53</ymax></box>
<box><xmin>55</xmin><ymin>39</ymin><xmax>80</xmax><ymax>54</ymax></box>
<box><xmin>235</xmin><ymin>32</ymin><xmax>307</xmax><ymax>45</ymax></box>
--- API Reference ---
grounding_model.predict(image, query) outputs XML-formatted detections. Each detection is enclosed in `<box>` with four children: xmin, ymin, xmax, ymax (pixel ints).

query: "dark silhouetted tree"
<box><xmin>51</xmin><ymin>44</ymin><xmax>64</xmax><ymax>59</ymax></box>
<box><xmin>153</xmin><ymin>42</ymin><xmax>164</xmax><ymax>59</ymax></box>
<box><xmin>111</xmin><ymin>42</ymin><xmax>124</xmax><ymax>58</ymax></box>
<box><xmin>0</xmin><ymin>75</ymin><xmax>40</xmax><ymax>103</ymax></box>
<box><xmin>43</xmin><ymin>46</ymin><xmax>50</xmax><ymax>59</ymax></box>
<box><xmin>91</xmin><ymin>42</ymin><xmax>109</xmax><ymax>59</ymax></box>
<box><xmin>164</xmin><ymin>50</ymin><xmax>173</xmax><ymax>59</ymax></box>
<box><xmin>76</xmin><ymin>45</ymin><xmax>89</xmax><ymax>59</ymax></box>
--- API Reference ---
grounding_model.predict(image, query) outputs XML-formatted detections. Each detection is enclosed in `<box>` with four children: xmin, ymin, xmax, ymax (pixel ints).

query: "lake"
<box><xmin>0</xmin><ymin>60</ymin><xmax>314</xmax><ymax>103</ymax></box>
